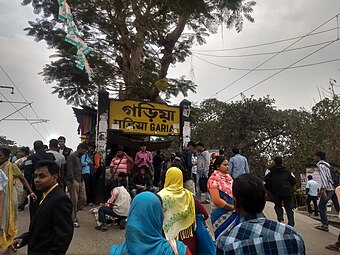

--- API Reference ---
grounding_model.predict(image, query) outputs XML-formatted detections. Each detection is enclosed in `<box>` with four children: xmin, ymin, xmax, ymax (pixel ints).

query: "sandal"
<box><xmin>73</xmin><ymin>222</ymin><xmax>80</xmax><ymax>228</ymax></box>
<box><xmin>315</xmin><ymin>225</ymin><xmax>329</xmax><ymax>232</ymax></box>
<box><xmin>325</xmin><ymin>244</ymin><xmax>340</xmax><ymax>251</ymax></box>
<box><xmin>95</xmin><ymin>225</ymin><xmax>108</xmax><ymax>232</ymax></box>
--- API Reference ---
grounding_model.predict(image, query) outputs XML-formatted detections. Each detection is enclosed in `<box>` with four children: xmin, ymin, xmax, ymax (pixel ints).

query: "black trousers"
<box><xmin>98</xmin><ymin>206</ymin><xmax>126</xmax><ymax>224</ymax></box>
<box><xmin>306</xmin><ymin>195</ymin><xmax>319</xmax><ymax>216</ymax></box>
<box><xmin>273</xmin><ymin>195</ymin><xmax>294</xmax><ymax>227</ymax></box>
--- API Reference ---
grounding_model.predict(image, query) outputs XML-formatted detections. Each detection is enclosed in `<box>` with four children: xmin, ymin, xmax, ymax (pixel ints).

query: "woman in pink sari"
<box><xmin>208</xmin><ymin>156</ymin><xmax>240</xmax><ymax>239</ymax></box>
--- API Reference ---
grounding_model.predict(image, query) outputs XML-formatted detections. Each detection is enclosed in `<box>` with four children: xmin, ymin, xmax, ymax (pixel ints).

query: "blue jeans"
<box><xmin>319</xmin><ymin>190</ymin><xmax>340</xmax><ymax>228</ymax></box>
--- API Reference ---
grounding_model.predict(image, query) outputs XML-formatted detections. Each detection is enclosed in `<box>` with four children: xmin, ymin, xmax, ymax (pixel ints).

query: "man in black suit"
<box><xmin>8</xmin><ymin>160</ymin><xmax>74</xmax><ymax>255</ymax></box>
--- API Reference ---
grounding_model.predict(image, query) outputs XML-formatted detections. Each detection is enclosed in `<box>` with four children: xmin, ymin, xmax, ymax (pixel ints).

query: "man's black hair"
<box><xmin>20</xmin><ymin>146</ymin><xmax>30</xmax><ymax>156</ymax></box>
<box><xmin>88</xmin><ymin>142</ymin><xmax>96</xmax><ymax>149</ymax></box>
<box><xmin>232</xmin><ymin>147</ymin><xmax>240</xmax><ymax>154</ymax></box>
<box><xmin>219</xmin><ymin>149</ymin><xmax>225</xmax><ymax>155</ymax></box>
<box><xmin>49</xmin><ymin>139</ymin><xmax>59</xmax><ymax>148</ymax></box>
<box><xmin>118</xmin><ymin>172</ymin><xmax>127</xmax><ymax>178</ymax></box>
<box><xmin>58</xmin><ymin>136</ymin><xmax>66</xmax><ymax>142</ymax></box>
<box><xmin>273</xmin><ymin>156</ymin><xmax>283</xmax><ymax>166</ymax></box>
<box><xmin>307</xmin><ymin>175</ymin><xmax>313</xmax><ymax>180</ymax></box>
<box><xmin>314</xmin><ymin>151</ymin><xmax>326</xmax><ymax>160</ymax></box>
<box><xmin>35</xmin><ymin>160</ymin><xmax>60</xmax><ymax>176</ymax></box>
<box><xmin>118</xmin><ymin>178</ymin><xmax>128</xmax><ymax>188</ymax></box>
<box><xmin>33</xmin><ymin>140</ymin><xmax>44</xmax><ymax>151</ymax></box>
<box><xmin>187</xmin><ymin>141</ymin><xmax>196</xmax><ymax>147</ymax></box>
<box><xmin>0</xmin><ymin>148</ymin><xmax>11</xmax><ymax>158</ymax></box>
<box><xmin>140</xmin><ymin>142</ymin><xmax>146</xmax><ymax>147</ymax></box>
<box><xmin>233</xmin><ymin>174</ymin><xmax>266</xmax><ymax>214</ymax></box>
<box><xmin>196</xmin><ymin>142</ymin><xmax>204</xmax><ymax>147</ymax></box>
<box><xmin>140</xmin><ymin>165</ymin><xmax>148</xmax><ymax>170</ymax></box>
<box><xmin>77</xmin><ymin>143</ymin><xmax>88</xmax><ymax>150</ymax></box>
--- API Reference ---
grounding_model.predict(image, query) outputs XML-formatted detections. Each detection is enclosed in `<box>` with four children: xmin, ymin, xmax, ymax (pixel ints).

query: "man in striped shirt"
<box><xmin>313</xmin><ymin>151</ymin><xmax>339</xmax><ymax>232</ymax></box>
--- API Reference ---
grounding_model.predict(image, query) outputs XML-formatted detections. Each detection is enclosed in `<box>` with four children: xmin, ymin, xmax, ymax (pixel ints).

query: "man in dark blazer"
<box><xmin>8</xmin><ymin>160</ymin><xmax>74</xmax><ymax>255</ymax></box>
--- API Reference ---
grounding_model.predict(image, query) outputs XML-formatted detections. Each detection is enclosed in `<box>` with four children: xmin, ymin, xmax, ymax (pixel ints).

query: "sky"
<box><xmin>0</xmin><ymin>0</ymin><xmax>340</xmax><ymax>150</ymax></box>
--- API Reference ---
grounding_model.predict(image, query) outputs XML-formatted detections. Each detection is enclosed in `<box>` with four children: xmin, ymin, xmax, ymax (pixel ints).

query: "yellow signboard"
<box><xmin>109</xmin><ymin>100</ymin><xmax>180</xmax><ymax>136</ymax></box>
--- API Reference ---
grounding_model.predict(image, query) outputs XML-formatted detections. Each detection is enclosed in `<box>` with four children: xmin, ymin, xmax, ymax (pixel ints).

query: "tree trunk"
<box><xmin>149</xmin><ymin>11</ymin><xmax>190</xmax><ymax>101</ymax></box>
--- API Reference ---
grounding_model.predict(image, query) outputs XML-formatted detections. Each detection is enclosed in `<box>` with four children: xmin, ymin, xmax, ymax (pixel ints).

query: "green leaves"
<box><xmin>192</xmin><ymin>94</ymin><xmax>340</xmax><ymax>182</ymax></box>
<box><xmin>22</xmin><ymin>0</ymin><xmax>256</xmax><ymax>105</ymax></box>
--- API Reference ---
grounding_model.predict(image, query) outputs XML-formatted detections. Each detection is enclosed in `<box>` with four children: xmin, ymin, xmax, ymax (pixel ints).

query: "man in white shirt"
<box><xmin>306</xmin><ymin>175</ymin><xmax>319</xmax><ymax>216</ymax></box>
<box><xmin>95</xmin><ymin>178</ymin><xmax>131</xmax><ymax>231</ymax></box>
<box><xmin>47</xmin><ymin>139</ymin><xmax>66</xmax><ymax>183</ymax></box>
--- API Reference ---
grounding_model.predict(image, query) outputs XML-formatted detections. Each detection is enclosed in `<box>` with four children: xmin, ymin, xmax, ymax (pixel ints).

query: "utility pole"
<box><xmin>329</xmin><ymin>78</ymin><xmax>337</xmax><ymax>98</ymax></box>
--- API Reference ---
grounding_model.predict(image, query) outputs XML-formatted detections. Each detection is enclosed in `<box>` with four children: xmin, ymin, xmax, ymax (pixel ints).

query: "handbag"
<box><xmin>199</xmin><ymin>175</ymin><xmax>208</xmax><ymax>193</ymax></box>
<box><xmin>195</xmin><ymin>202</ymin><xmax>215</xmax><ymax>255</ymax></box>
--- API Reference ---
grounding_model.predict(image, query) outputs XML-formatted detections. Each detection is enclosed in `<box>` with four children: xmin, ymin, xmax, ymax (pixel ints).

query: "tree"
<box><xmin>295</xmin><ymin>95</ymin><xmax>340</xmax><ymax>165</ymax></box>
<box><xmin>0</xmin><ymin>136</ymin><xmax>20</xmax><ymax>154</ymax></box>
<box><xmin>22</xmin><ymin>0</ymin><xmax>256</xmax><ymax>105</ymax></box>
<box><xmin>191</xmin><ymin>97</ymin><xmax>312</xmax><ymax>177</ymax></box>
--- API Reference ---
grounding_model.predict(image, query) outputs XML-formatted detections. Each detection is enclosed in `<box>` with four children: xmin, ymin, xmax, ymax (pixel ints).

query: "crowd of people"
<box><xmin>1</xmin><ymin>137</ymin><xmax>340</xmax><ymax>254</ymax></box>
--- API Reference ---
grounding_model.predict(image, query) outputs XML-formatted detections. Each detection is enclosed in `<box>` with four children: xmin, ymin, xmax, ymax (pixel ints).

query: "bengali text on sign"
<box><xmin>109</xmin><ymin>100</ymin><xmax>180</xmax><ymax>136</ymax></box>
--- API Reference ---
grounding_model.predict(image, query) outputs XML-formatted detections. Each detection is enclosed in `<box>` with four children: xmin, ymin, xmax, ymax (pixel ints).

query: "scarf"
<box><xmin>158</xmin><ymin>167</ymin><xmax>196</xmax><ymax>240</ymax></box>
<box><xmin>0</xmin><ymin>161</ymin><xmax>17</xmax><ymax>248</ymax></box>
<box><xmin>208</xmin><ymin>170</ymin><xmax>233</xmax><ymax>198</ymax></box>
<box><xmin>109</xmin><ymin>192</ymin><xmax>187</xmax><ymax>255</ymax></box>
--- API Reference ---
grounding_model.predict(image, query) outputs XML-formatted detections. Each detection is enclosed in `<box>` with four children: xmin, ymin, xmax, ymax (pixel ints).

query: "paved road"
<box><xmin>263</xmin><ymin>202</ymin><xmax>339</xmax><ymax>255</ymax></box>
<box><xmin>2</xmin><ymin>202</ymin><xmax>340</xmax><ymax>254</ymax></box>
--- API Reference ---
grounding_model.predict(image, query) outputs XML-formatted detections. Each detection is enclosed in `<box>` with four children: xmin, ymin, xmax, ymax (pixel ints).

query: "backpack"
<box><xmin>171</xmin><ymin>157</ymin><xmax>189</xmax><ymax>181</ymax></box>
<box><xmin>320</xmin><ymin>162</ymin><xmax>340</xmax><ymax>188</ymax></box>
<box><xmin>171</xmin><ymin>157</ymin><xmax>187</xmax><ymax>173</ymax></box>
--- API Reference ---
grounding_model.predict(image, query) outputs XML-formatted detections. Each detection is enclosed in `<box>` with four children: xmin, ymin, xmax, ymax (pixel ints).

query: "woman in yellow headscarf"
<box><xmin>0</xmin><ymin>148</ymin><xmax>36</xmax><ymax>250</ymax></box>
<box><xmin>158</xmin><ymin>167</ymin><xmax>196</xmax><ymax>254</ymax></box>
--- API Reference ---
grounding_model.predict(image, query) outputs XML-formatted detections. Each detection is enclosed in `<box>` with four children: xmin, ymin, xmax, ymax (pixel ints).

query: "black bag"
<box><xmin>171</xmin><ymin>158</ymin><xmax>189</xmax><ymax>181</ymax></box>
<box><xmin>199</xmin><ymin>176</ymin><xmax>208</xmax><ymax>193</ymax></box>
<box><xmin>320</xmin><ymin>162</ymin><xmax>340</xmax><ymax>188</ymax></box>
<box><xmin>329</xmin><ymin>166</ymin><xmax>340</xmax><ymax>187</ymax></box>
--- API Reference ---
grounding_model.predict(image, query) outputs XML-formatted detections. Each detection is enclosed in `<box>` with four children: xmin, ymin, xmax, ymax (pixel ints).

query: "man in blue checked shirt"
<box><xmin>216</xmin><ymin>174</ymin><xmax>305</xmax><ymax>255</ymax></box>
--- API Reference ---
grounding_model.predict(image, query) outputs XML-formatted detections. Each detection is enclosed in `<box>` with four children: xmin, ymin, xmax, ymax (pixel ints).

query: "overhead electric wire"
<box><xmin>0</xmin><ymin>90</ymin><xmax>46</xmax><ymax>140</ymax></box>
<box><xmin>193</xmin><ymin>54</ymin><xmax>340</xmax><ymax>71</ymax></box>
<box><xmin>193</xmin><ymin>39</ymin><xmax>337</xmax><ymax>58</ymax></box>
<box><xmin>207</xmin><ymin>12</ymin><xmax>340</xmax><ymax>99</ymax></box>
<box><xmin>0</xmin><ymin>102</ymin><xmax>32</xmax><ymax>121</ymax></box>
<box><xmin>0</xmin><ymin>64</ymin><xmax>50</xmax><ymax>137</ymax></box>
<box><xmin>193</xmin><ymin>27</ymin><xmax>339</xmax><ymax>52</ymax></box>
<box><xmin>0</xmin><ymin>100</ymin><xmax>29</xmax><ymax>104</ymax></box>
<box><xmin>224</xmin><ymin>39</ymin><xmax>338</xmax><ymax>103</ymax></box>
